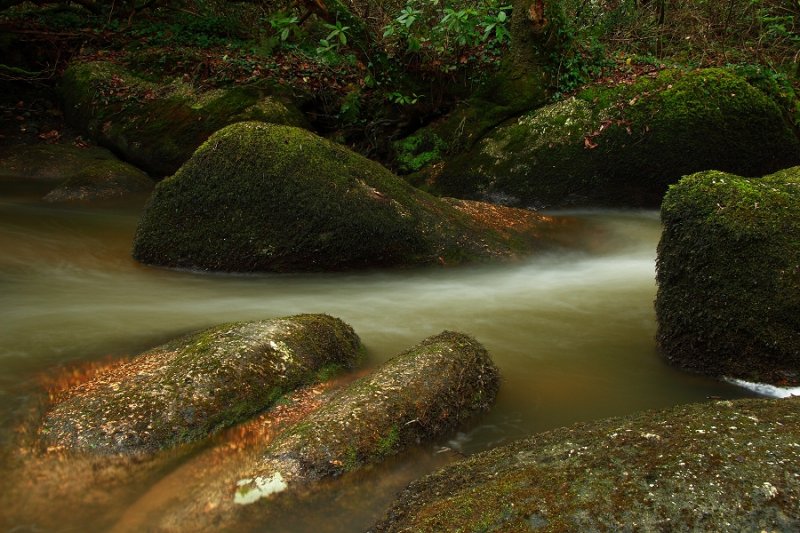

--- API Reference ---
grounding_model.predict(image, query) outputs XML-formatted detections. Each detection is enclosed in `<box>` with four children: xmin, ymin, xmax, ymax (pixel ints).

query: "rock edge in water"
<box><xmin>372</xmin><ymin>397</ymin><xmax>800</xmax><ymax>532</ymax></box>
<box><xmin>38</xmin><ymin>314</ymin><xmax>361</xmax><ymax>455</ymax></box>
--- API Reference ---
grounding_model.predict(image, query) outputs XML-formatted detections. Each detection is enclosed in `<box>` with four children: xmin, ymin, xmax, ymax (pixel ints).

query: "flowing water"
<box><xmin>0</xmin><ymin>182</ymin><xmax>756</xmax><ymax>531</ymax></box>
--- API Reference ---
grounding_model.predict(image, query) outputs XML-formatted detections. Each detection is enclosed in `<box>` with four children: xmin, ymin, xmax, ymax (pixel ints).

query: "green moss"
<box><xmin>132</xmin><ymin>122</ymin><xmax>550</xmax><ymax>272</ymax></box>
<box><xmin>434</xmin><ymin>67</ymin><xmax>800</xmax><ymax>208</ymax></box>
<box><xmin>376</xmin><ymin>425</ymin><xmax>400</xmax><ymax>457</ymax></box>
<box><xmin>655</xmin><ymin>167</ymin><xmax>800</xmax><ymax>384</ymax></box>
<box><xmin>59</xmin><ymin>61</ymin><xmax>307</xmax><ymax>177</ymax></box>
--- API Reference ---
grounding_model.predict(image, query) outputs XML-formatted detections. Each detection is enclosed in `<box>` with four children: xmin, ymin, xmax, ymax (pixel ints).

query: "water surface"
<box><xmin>0</xmin><ymin>188</ymin><xmax>753</xmax><ymax>530</ymax></box>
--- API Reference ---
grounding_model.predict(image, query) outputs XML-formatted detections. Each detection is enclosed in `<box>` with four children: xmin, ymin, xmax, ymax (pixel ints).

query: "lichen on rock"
<box><xmin>372</xmin><ymin>397</ymin><xmax>800</xmax><ymax>532</ymax></box>
<box><xmin>433</xmin><ymin>68</ymin><xmax>800</xmax><ymax>208</ymax></box>
<box><xmin>38</xmin><ymin>314</ymin><xmax>361</xmax><ymax>455</ymax></box>
<box><xmin>656</xmin><ymin>166</ymin><xmax>800</xmax><ymax>385</ymax></box>
<box><xmin>132</xmin><ymin>121</ymin><xmax>562</xmax><ymax>272</ymax></box>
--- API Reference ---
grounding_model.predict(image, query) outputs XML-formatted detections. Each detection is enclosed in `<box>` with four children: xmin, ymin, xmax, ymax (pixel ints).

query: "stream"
<box><xmin>0</xmin><ymin>183</ymin><xmax>756</xmax><ymax>531</ymax></box>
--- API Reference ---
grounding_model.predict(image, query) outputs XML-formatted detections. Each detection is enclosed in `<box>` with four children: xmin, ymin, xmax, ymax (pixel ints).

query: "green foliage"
<box><xmin>394</xmin><ymin>130</ymin><xmax>447</xmax><ymax>173</ymax></box>
<box><xmin>731</xmin><ymin>63</ymin><xmax>800</xmax><ymax>126</ymax></box>
<box><xmin>381</xmin><ymin>0</ymin><xmax>512</xmax><ymax>76</ymax></box>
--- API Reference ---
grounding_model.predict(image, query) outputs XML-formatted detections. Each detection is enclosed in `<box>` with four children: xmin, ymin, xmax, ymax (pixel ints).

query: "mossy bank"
<box><xmin>374</xmin><ymin>397</ymin><xmax>800</xmax><ymax>532</ymax></box>
<box><xmin>132</xmin><ymin>121</ymin><xmax>564</xmax><ymax>272</ymax></box>
<box><xmin>431</xmin><ymin>68</ymin><xmax>800</xmax><ymax>208</ymax></box>
<box><xmin>656</xmin><ymin>167</ymin><xmax>800</xmax><ymax>385</ymax></box>
<box><xmin>60</xmin><ymin>61</ymin><xmax>307</xmax><ymax>177</ymax></box>
<box><xmin>38</xmin><ymin>314</ymin><xmax>361</xmax><ymax>455</ymax></box>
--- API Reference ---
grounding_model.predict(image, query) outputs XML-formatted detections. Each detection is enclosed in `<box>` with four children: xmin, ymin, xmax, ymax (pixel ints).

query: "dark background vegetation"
<box><xmin>1</xmin><ymin>0</ymin><xmax>798</xmax><ymax>162</ymax></box>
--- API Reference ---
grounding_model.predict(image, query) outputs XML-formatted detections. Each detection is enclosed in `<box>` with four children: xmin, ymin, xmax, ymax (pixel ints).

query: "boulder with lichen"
<box><xmin>373</xmin><ymin>397</ymin><xmax>800</xmax><ymax>532</ymax></box>
<box><xmin>38</xmin><ymin>314</ymin><xmax>361</xmax><ymax>455</ymax></box>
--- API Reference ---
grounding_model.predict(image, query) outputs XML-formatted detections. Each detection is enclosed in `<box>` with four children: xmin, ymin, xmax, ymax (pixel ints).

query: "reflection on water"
<box><xmin>0</xmin><ymin>192</ymin><xmax>755</xmax><ymax>531</ymax></box>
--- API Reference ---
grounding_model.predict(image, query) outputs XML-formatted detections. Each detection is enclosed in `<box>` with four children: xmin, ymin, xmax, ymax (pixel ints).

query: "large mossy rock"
<box><xmin>433</xmin><ymin>68</ymin><xmax>800</xmax><ymax>208</ymax></box>
<box><xmin>374</xmin><ymin>397</ymin><xmax>800</xmax><ymax>532</ymax></box>
<box><xmin>60</xmin><ymin>61</ymin><xmax>307</xmax><ymax>177</ymax></box>
<box><xmin>132</xmin><ymin>121</ymin><xmax>561</xmax><ymax>272</ymax></box>
<box><xmin>38</xmin><ymin>314</ymin><xmax>361</xmax><ymax>455</ymax></box>
<box><xmin>656</xmin><ymin>167</ymin><xmax>800</xmax><ymax>385</ymax></box>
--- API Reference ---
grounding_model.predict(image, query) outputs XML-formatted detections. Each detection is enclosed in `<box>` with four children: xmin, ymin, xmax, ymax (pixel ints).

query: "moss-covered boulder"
<box><xmin>60</xmin><ymin>61</ymin><xmax>307</xmax><ymax>177</ymax></box>
<box><xmin>132</xmin><ymin>121</ymin><xmax>564</xmax><ymax>272</ymax></box>
<box><xmin>433</xmin><ymin>68</ymin><xmax>800</xmax><ymax>208</ymax></box>
<box><xmin>656</xmin><ymin>167</ymin><xmax>800</xmax><ymax>385</ymax></box>
<box><xmin>373</xmin><ymin>397</ymin><xmax>800</xmax><ymax>532</ymax></box>
<box><xmin>38</xmin><ymin>314</ymin><xmax>361</xmax><ymax>455</ymax></box>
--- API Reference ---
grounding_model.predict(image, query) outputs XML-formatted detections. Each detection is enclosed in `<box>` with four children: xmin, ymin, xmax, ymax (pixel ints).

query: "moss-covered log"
<box><xmin>132</xmin><ymin>121</ymin><xmax>564</xmax><ymax>272</ymax></box>
<box><xmin>241</xmin><ymin>331</ymin><xmax>498</xmax><ymax>489</ymax></box>
<box><xmin>433</xmin><ymin>68</ymin><xmax>800</xmax><ymax>208</ymax></box>
<box><xmin>373</xmin><ymin>397</ymin><xmax>800</xmax><ymax>532</ymax></box>
<box><xmin>38</xmin><ymin>314</ymin><xmax>361</xmax><ymax>455</ymax></box>
<box><xmin>60</xmin><ymin>61</ymin><xmax>307</xmax><ymax>177</ymax></box>
<box><xmin>656</xmin><ymin>167</ymin><xmax>800</xmax><ymax>385</ymax></box>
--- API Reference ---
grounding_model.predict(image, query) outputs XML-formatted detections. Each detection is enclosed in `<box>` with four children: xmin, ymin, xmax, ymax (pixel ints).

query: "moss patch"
<box><xmin>656</xmin><ymin>167</ymin><xmax>800</xmax><ymax>385</ymax></box>
<box><xmin>38</xmin><ymin>314</ymin><xmax>361</xmax><ymax>455</ymax></box>
<box><xmin>434</xmin><ymin>68</ymin><xmax>800</xmax><ymax>208</ymax></box>
<box><xmin>374</xmin><ymin>397</ymin><xmax>800</xmax><ymax>532</ymax></box>
<box><xmin>59</xmin><ymin>61</ymin><xmax>307</xmax><ymax>177</ymax></box>
<box><xmin>132</xmin><ymin>121</ymin><xmax>563</xmax><ymax>272</ymax></box>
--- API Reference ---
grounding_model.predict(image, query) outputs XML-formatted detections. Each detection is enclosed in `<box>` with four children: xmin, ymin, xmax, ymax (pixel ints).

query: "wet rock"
<box><xmin>60</xmin><ymin>61</ymin><xmax>308</xmax><ymax>176</ymax></box>
<box><xmin>373</xmin><ymin>397</ymin><xmax>800</xmax><ymax>532</ymax></box>
<box><xmin>432</xmin><ymin>68</ymin><xmax>800</xmax><ymax>208</ymax></box>
<box><xmin>0</xmin><ymin>143</ymin><xmax>154</xmax><ymax>202</ymax></box>
<box><xmin>656</xmin><ymin>166</ymin><xmax>800</xmax><ymax>385</ymax></box>
<box><xmin>132</xmin><ymin>121</ymin><xmax>565</xmax><ymax>272</ymax></box>
<box><xmin>42</xmin><ymin>158</ymin><xmax>154</xmax><ymax>203</ymax></box>
<box><xmin>38</xmin><ymin>314</ymin><xmax>361</xmax><ymax>455</ymax></box>
<box><xmin>112</xmin><ymin>331</ymin><xmax>499</xmax><ymax>532</ymax></box>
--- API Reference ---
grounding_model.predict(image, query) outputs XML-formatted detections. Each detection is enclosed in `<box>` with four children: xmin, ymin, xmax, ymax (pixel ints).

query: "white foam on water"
<box><xmin>725</xmin><ymin>378</ymin><xmax>800</xmax><ymax>398</ymax></box>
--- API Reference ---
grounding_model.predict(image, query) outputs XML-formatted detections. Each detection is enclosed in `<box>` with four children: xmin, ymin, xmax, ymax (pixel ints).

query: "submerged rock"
<box><xmin>111</xmin><ymin>331</ymin><xmax>499</xmax><ymax>532</ymax></box>
<box><xmin>433</xmin><ymin>68</ymin><xmax>800</xmax><ymax>208</ymax></box>
<box><xmin>132</xmin><ymin>121</ymin><xmax>563</xmax><ymax>272</ymax></box>
<box><xmin>0</xmin><ymin>143</ymin><xmax>154</xmax><ymax>202</ymax></box>
<box><xmin>656</xmin><ymin>167</ymin><xmax>800</xmax><ymax>385</ymax></box>
<box><xmin>60</xmin><ymin>61</ymin><xmax>307</xmax><ymax>176</ymax></box>
<box><xmin>373</xmin><ymin>397</ymin><xmax>800</xmax><ymax>532</ymax></box>
<box><xmin>38</xmin><ymin>314</ymin><xmax>361</xmax><ymax>454</ymax></box>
